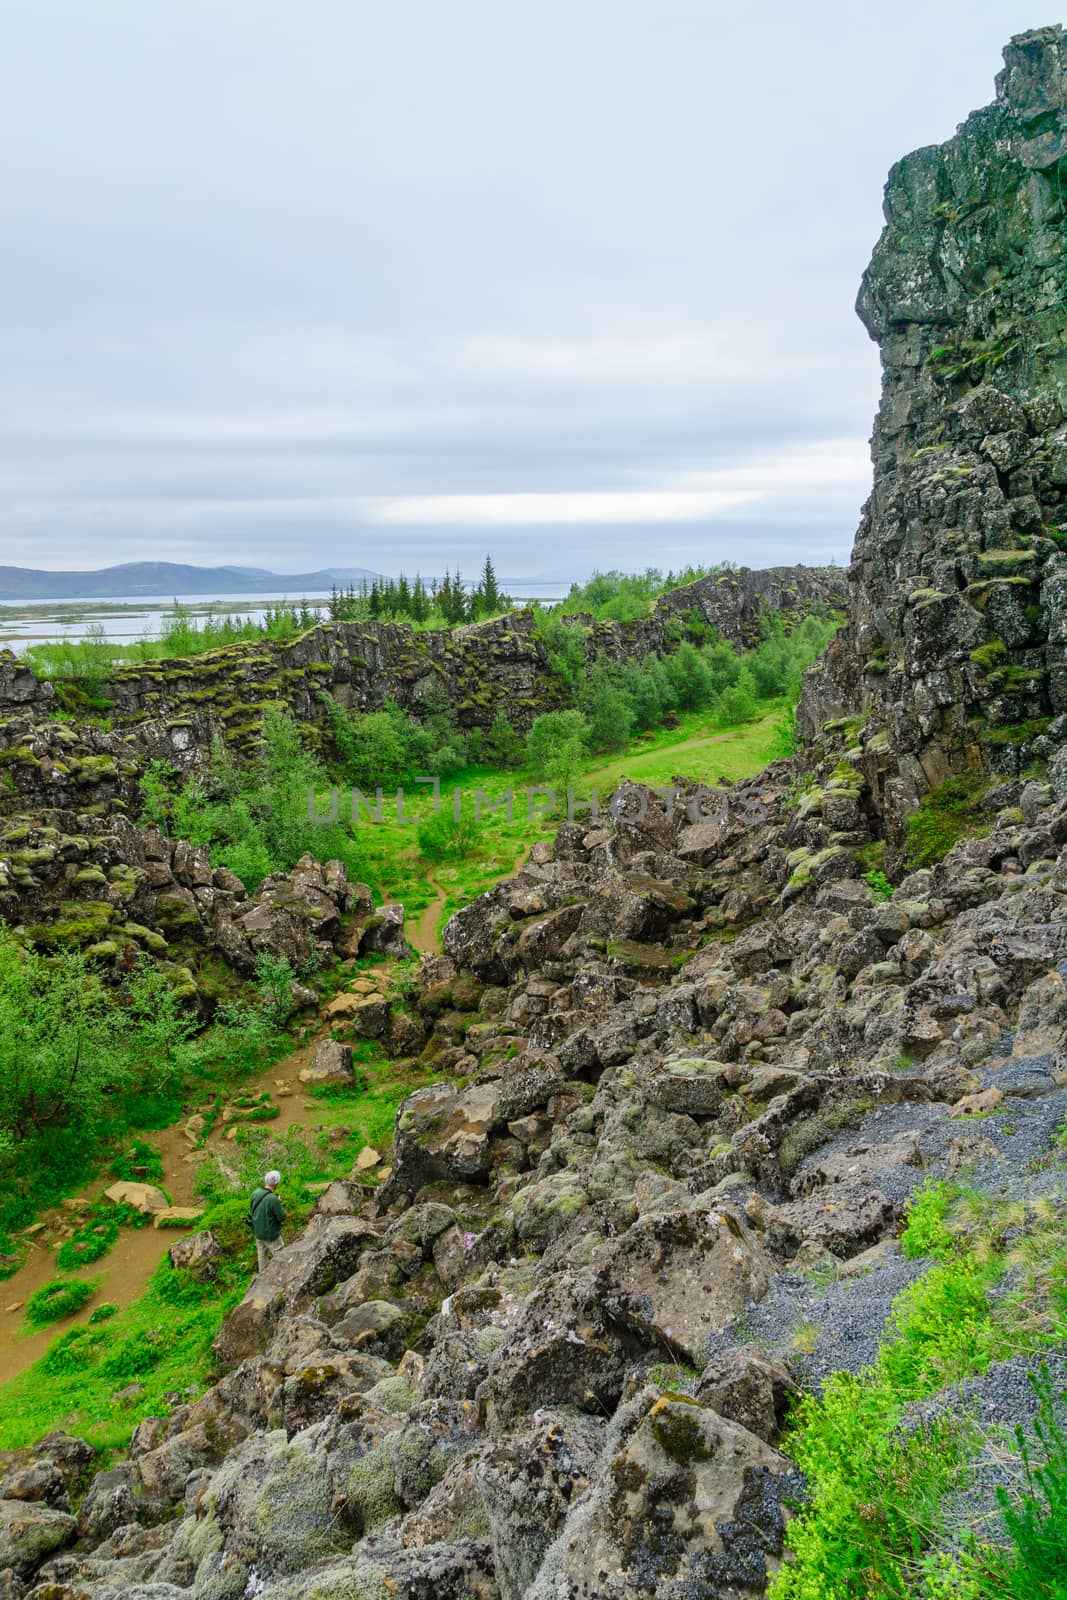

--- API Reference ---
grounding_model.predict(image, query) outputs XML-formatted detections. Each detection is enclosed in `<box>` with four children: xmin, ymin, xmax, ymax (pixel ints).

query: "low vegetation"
<box><xmin>905</xmin><ymin>775</ymin><xmax>992</xmax><ymax>870</ymax></box>
<box><xmin>25</xmin><ymin>601</ymin><xmax>321</xmax><ymax>689</ymax></box>
<box><xmin>557</xmin><ymin>563</ymin><xmax>734</xmax><ymax>621</ymax></box>
<box><xmin>0</xmin><ymin>1047</ymin><xmax>426</xmax><ymax>1450</ymax></box>
<box><xmin>26</xmin><ymin>1277</ymin><xmax>97</xmax><ymax>1327</ymax></box>
<box><xmin>0</xmin><ymin>936</ymin><xmax>297</xmax><ymax>1268</ymax></box>
<box><xmin>771</xmin><ymin>1180</ymin><xmax>1067</xmax><ymax>1599</ymax></box>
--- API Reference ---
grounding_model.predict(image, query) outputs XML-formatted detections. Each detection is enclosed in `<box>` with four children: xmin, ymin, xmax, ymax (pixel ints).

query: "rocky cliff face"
<box><xmin>799</xmin><ymin>24</ymin><xmax>1067</xmax><ymax>839</ymax></box>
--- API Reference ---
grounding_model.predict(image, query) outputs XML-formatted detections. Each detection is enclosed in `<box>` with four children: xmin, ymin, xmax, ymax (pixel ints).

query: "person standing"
<box><xmin>249</xmin><ymin>1170</ymin><xmax>285</xmax><ymax>1272</ymax></box>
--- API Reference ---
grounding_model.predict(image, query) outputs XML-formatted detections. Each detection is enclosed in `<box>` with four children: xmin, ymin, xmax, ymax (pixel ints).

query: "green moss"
<box><xmin>10</xmin><ymin>846</ymin><xmax>59</xmax><ymax>869</ymax></box>
<box><xmin>649</xmin><ymin>1395</ymin><xmax>714</xmax><ymax>1463</ymax></box>
<box><xmin>346</xmin><ymin>1441</ymin><xmax>404</xmax><ymax>1531</ymax></box>
<box><xmin>779</xmin><ymin>1097</ymin><xmax>873</xmax><ymax>1178</ymax></box>
<box><xmin>905</xmin><ymin>775</ymin><xmax>990</xmax><ymax>870</ymax></box>
<box><xmin>74</xmin><ymin>754</ymin><xmax>120</xmax><ymax>781</ymax></box>
<box><xmin>969</xmin><ymin>639</ymin><xmax>1008</xmax><ymax>666</ymax></box>
<box><xmin>977</xmin><ymin>717</ymin><xmax>1051</xmax><ymax>748</ymax></box>
<box><xmin>977</xmin><ymin>548</ymin><xmax>1038</xmax><ymax>572</ymax></box>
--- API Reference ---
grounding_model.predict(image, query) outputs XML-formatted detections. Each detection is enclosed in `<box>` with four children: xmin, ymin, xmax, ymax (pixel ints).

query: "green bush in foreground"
<box><xmin>772</xmin><ymin>1181</ymin><xmax>1067</xmax><ymax>1599</ymax></box>
<box><xmin>26</xmin><ymin>1278</ymin><xmax>96</xmax><ymax>1326</ymax></box>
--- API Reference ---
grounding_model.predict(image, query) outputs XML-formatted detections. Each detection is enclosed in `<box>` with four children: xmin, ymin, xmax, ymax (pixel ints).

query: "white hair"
<box><xmin>264</xmin><ymin>1170</ymin><xmax>281</xmax><ymax>1188</ymax></box>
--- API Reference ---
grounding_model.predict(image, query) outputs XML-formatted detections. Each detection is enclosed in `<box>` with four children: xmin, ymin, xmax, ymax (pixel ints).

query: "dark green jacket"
<box><xmin>250</xmin><ymin>1186</ymin><xmax>284</xmax><ymax>1242</ymax></box>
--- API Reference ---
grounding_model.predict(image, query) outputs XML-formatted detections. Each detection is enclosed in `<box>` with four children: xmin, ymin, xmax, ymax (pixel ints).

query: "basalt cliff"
<box><xmin>799</xmin><ymin>24</ymin><xmax>1067</xmax><ymax>852</ymax></box>
<box><xmin>3</xmin><ymin>28</ymin><xmax>1067</xmax><ymax>1600</ymax></box>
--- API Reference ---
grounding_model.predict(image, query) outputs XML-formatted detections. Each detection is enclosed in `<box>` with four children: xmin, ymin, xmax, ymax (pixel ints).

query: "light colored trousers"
<box><xmin>256</xmin><ymin>1236</ymin><xmax>283</xmax><ymax>1273</ymax></box>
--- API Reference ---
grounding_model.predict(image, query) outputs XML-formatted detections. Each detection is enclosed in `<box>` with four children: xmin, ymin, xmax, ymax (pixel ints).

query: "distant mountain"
<box><xmin>0</xmin><ymin>562</ymin><xmax>382</xmax><ymax>601</ymax></box>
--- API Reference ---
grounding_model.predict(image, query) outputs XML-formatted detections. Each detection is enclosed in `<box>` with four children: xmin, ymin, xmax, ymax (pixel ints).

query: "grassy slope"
<box><xmin>360</xmin><ymin>703</ymin><xmax>785</xmax><ymax>942</ymax></box>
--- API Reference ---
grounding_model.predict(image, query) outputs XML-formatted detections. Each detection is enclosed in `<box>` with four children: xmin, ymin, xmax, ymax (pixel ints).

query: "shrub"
<box><xmin>27</xmin><ymin>1278</ymin><xmax>96</xmax><ymax>1326</ymax></box>
<box><xmin>525</xmin><ymin>709</ymin><xmax>590</xmax><ymax>794</ymax></box>
<box><xmin>864</xmin><ymin>868</ymin><xmax>893</xmax><ymax>902</ymax></box>
<box><xmin>55</xmin><ymin>1216</ymin><xmax>118</xmax><ymax>1271</ymax></box>
<box><xmin>900</xmin><ymin>1182</ymin><xmax>962</xmax><ymax>1261</ymax></box>
<box><xmin>40</xmin><ymin>1325</ymin><xmax>106</xmax><ymax>1375</ymax></box>
<box><xmin>0</xmin><ymin>938</ymin><xmax>195</xmax><ymax>1161</ymax></box>
<box><xmin>484</xmin><ymin>709</ymin><xmax>525</xmax><ymax>769</ymax></box>
<box><xmin>417</xmin><ymin>804</ymin><xmax>479</xmax><ymax>862</ymax></box>
<box><xmin>109</xmin><ymin>1140</ymin><xmax>164</xmax><ymax>1184</ymax></box>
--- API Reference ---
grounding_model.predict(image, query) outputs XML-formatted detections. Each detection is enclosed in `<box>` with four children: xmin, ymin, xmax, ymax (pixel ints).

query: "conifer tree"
<box><xmin>480</xmin><ymin>553</ymin><xmax>501</xmax><ymax>613</ymax></box>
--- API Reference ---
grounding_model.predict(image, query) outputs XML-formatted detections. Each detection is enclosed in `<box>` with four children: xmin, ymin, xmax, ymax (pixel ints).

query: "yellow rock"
<box><xmin>950</xmin><ymin>1087</ymin><xmax>1003</xmax><ymax>1118</ymax></box>
<box><xmin>326</xmin><ymin>992</ymin><xmax>363</xmax><ymax>1019</ymax></box>
<box><xmin>153</xmin><ymin>1207</ymin><xmax>204</xmax><ymax>1229</ymax></box>
<box><xmin>104</xmin><ymin>1181</ymin><xmax>169</xmax><ymax>1215</ymax></box>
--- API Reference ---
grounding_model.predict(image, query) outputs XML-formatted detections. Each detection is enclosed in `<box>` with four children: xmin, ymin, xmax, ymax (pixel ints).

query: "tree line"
<box><xmin>328</xmin><ymin>556</ymin><xmax>509</xmax><ymax>626</ymax></box>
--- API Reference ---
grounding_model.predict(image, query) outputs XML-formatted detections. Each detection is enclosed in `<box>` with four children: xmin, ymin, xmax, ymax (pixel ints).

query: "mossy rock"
<box><xmin>73</xmin><ymin>865</ymin><xmax>109</xmax><ymax>887</ymax></box>
<box><xmin>969</xmin><ymin>639</ymin><xmax>1008</xmax><ymax>666</ymax></box>
<box><xmin>977</xmin><ymin>548</ymin><xmax>1038</xmax><ymax>573</ymax></box>
<box><xmin>121</xmin><ymin>922</ymin><xmax>168</xmax><ymax>952</ymax></box>
<box><xmin>73</xmin><ymin>754</ymin><xmax>120</xmax><ymax>782</ymax></box>
<box><xmin>649</xmin><ymin>1395</ymin><xmax>715</xmax><ymax>1463</ymax></box>
<box><xmin>85</xmin><ymin>940</ymin><xmax>120</xmax><ymax>960</ymax></box>
<box><xmin>11</xmin><ymin>846</ymin><xmax>59</xmax><ymax>869</ymax></box>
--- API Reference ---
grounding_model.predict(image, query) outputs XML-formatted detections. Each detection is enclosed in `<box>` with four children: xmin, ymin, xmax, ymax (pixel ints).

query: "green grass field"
<box><xmin>355</xmin><ymin>702</ymin><xmax>785</xmax><ymax>944</ymax></box>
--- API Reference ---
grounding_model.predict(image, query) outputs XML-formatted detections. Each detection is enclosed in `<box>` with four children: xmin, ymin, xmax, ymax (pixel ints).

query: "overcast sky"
<box><xmin>0</xmin><ymin>1</ymin><xmax>1050</xmax><ymax>581</ymax></box>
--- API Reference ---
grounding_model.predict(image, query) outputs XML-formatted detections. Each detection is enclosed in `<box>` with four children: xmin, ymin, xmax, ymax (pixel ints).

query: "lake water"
<box><xmin>0</xmin><ymin>583</ymin><xmax>569</xmax><ymax>650</ymax></box>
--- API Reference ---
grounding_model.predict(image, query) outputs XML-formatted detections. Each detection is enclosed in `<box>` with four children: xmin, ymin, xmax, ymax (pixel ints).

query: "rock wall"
<box><xmin>0</xmin><ymin>566</ymin><xmax>841</xmax><ymax>968</ymax></box>
<box><xmin>654</xmin><ymin>562</ymin><xmax>846</xmax><ymax>647</ymax></box>
<box><xmin>0</xmin><ymin>564</ymin><xmax>845</xmax><ymax>759</ymax></box>
<box><xmin>798</xmin><ymin>24</ymin><xmax>1067</xmax><ymax>835</ymax></box>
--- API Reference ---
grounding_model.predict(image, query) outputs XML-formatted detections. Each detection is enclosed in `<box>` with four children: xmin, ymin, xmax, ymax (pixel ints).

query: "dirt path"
<box><xmin>412</xmin><ymin>878</ymin><xmax>449</xmax><ymax>955</ymax></box>
<box><xmin>0</xmin><ymin>1029</ymin><xmax>330</xmax><ymax>1387</ymax></box>
<box><xmin>391</xmin><ymin>845</ymin><xmax>531</xmax><ymax>959</ymax></box>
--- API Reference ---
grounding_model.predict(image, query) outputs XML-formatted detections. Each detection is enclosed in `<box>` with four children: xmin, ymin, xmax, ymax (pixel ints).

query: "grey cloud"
<box><xmin>0</xmin><ymin>0</ymin><xmax>1039</xmax><ymax>578</ymax></box>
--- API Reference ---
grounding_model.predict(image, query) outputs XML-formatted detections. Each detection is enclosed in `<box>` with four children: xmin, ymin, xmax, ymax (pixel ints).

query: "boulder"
<box><xmin>75</xmin><ymin>1463</ymin><xmax>141</xmax><ymax>1542</ymax></box>
<box><xmin>390</xmin><ymin>1081</ymin><xmax>504</xmax><ymax>1193</ymax></box>
<box><xmin>643</xmin><ymin>1055</ymin><xmax>729</xmax><ymax>1116</ymax></box>
<box><xmin>349</xmin><ymin>993</ymin><xmax>392</xmax><ymax>1037</ymax></box>
<box><xmin>592</xmin><ymin>1201</ymin><xmax>775</xmax><ymax>1365</ymax></box>
<box><xmin>482</xmin><ymin>1276</ymin><xmax>629</xmax><ymax>1428</ymax></box>
<box><xmin>166</xmin><ymin>1229</ymin><xmax>222</xmax><ymax>1280</ymax></box>
<box><xmin>103</xmin><ymin>1181</ymin><xmax>168</xmax><ymax>1215</ymax></box>
<box><xmin>298</xmin><ymin>1038</ymin><xmax>353</xmax><ymax>1087</ymax></box>
<box><xmin>0</xmin><ymin>1497</ymin><xmax>76</xmax><ymax>1577</ymax></box>
<box><xmin>214</xmin><ymin>1218</ymin><xmax>378</xmax><ymax>1368</ymax></box>
<box><xmin>153</xmin><ymin>1206</ymin><xmax>203</xmax><ymax>1229</ymax></box>
<box><xmin>330</xmin><ymin>1299</ymin><xmax>410</xmax><ymax>1360</ymax></box>
<box><xmin>360</xmin><ymin>903</ymin><xmax>410</xmax><ymax>957</ymax></box>
<box><xmin>695</xmin><ymin>1345</ymin><xmax>799</xmax><ymax>1441</ymax></box>
<box><xmin>185</xmin><ymin>1426</ymin><xmax>353</xmax><ymax>1583</ymax></box>
<box><xmin>757</xmin><ymin>1186</ymin><xmax>898</xmax><ymax>1259</ymax></box>
<box><xmin>527</xmin><ymin>1390</ymin><xmax>796</xmax><ymax>1600</ymax></box>
<box><xmin>476</xmin><ymin>1411</ymin><xmax>606</xmax><ymax>1600</ymax></box>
